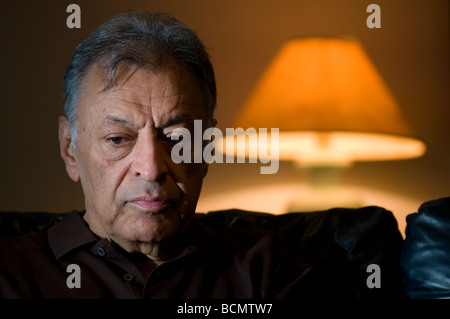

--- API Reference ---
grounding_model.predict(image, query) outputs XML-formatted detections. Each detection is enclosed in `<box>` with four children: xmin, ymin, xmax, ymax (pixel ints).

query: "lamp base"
<box><xmin>285</xmin><ymin>162</ymin><xmax>361</xmax><ymax>212</ymax></box>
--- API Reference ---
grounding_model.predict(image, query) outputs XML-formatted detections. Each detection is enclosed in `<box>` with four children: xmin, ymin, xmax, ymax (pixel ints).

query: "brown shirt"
<box><xmin>0</xmin><ymin>211</ymin><xmax>317</xmax><ymax>299</ymax></box>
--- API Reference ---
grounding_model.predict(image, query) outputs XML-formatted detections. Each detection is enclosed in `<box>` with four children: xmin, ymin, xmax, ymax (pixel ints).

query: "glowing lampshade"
<box><xmin>216</xmin><ymin>37</ymin><xmax>426</xmax><ymax>211</ymax></box>
<box><xmin>220</xmin><ymin>37</ymin><xmax>425</xmax><ymax>166</ymax></box>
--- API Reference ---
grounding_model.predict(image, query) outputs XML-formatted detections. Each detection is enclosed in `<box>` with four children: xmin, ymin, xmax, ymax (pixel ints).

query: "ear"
<box><xmin>58</xmin><ymin>116</ymin><xmax>80</xmax><ymax>182</ymax></box>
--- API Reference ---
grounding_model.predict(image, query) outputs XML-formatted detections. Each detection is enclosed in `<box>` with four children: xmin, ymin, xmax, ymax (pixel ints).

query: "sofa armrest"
<box><xmin>401</xmin><ymin>197</ymin><xmax>450</xmax><ymax>298</ymax></box>
<box><xmin>0</xmin><ymin>212</ymin><xmax>67</xmax><ymax>237</ymax></box>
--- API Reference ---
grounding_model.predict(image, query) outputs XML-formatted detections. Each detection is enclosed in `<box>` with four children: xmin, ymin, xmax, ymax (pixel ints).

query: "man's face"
<box><xmin>59</xmin><ymin>63</ymin><xmax>209</xmax><ymax>258</ymax></box>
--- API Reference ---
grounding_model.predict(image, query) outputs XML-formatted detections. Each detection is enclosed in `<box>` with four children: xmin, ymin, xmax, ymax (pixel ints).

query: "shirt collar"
<box><xmin>48</xmin><ymin>210</ymin><xmax>98</xmax><ymax>259</ymax></box>
<box><xmin>47</xmin><ymin>211</ymin><xmax>230</xmax><ymax>261</ymax></box>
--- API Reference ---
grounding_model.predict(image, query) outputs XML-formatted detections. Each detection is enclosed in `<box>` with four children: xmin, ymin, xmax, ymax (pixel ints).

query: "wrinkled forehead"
<box><xmin>78</xmin><ymin>61</ymin><xmax>208</xmax><ymax>121</ymax></box>
<box><xmin>82</xmin><ymin>59</ymin><xmax>187</xmax><ymax>95</ymax></box>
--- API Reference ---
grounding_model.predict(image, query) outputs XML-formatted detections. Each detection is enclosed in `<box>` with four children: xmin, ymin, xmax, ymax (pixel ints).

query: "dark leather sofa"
<box><xmin>401</xmin><ymin>197</ymin><xmax>450</xmax><ymax>299</ymax></box>
<box><xmin>1</xmin><ymin>197</ymin><xmax>448</xmax><ymax>299</ymax></box>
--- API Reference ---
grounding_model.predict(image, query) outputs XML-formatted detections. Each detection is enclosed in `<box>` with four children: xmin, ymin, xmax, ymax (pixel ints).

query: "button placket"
<box><xmin>92</xmin><ymin>239</ymin><xmax>146</xmax><ymax>292</ymax></box>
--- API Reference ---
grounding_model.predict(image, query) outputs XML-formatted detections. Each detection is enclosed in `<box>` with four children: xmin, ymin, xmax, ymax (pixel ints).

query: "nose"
<box><xmin>131</xmin><ymin>135</ymin><xmax>168</xmax><ymax>183</ymax></box>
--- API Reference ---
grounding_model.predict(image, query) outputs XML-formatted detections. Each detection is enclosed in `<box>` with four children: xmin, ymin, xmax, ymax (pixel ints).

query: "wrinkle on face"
<box><xmin>71</xmin><ymin>62</ymin><xmax>209</xmax><ymax>259</ymax></box>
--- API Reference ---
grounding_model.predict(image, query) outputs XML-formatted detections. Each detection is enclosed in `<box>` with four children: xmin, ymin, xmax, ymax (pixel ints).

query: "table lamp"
<box><xmin>216</xmin><ymin>37</ymin><xmax>426</xmax><ymax>211</ymax></box>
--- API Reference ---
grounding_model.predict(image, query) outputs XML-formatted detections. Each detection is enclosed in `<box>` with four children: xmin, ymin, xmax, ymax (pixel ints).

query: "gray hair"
<box><xmin>63</xmin><ymin>11</ymin><xmax>217</xmax><ymax>147</ymax></box>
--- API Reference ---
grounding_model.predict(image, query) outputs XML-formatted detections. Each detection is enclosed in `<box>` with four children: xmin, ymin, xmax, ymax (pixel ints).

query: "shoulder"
<box><xmin>219</xmin><ymin>226</ymin><xmax>318</xmax><ymax>298</ymax></box>
<box><xmin>193</xmin><ymin>217</ymin><xmax>285</xmax><ymax>255</ymax></box>
<box><xmin>0</xmin><ymin>232</ymin><xmax>57</xmax><ymax>292</ymax></box>
<box><xmin>194</xmin><ymin>217</ymin><xmax>314</xmax><ymax>271</ymax></box>
<box><xmin>226</xmin><ymin>227</ymin><xmax>290</xmax><ymax>257</ymax></box>
<box><xmin>0</xmin><ymin>232</ymin><xmax>52</xmax><ymax>262</ymax></box>
<box><xmin>0</xmin><ymin>232</ymin><xmax>55</xmax><ymax>297</ymax></box>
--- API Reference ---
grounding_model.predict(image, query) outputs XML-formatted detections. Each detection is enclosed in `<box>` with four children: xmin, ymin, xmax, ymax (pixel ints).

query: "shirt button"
<box><xmin>96</xmin><ymin>247</ymin><xmax>106</xmax><ymax>257</ymax></box>
<box><xmin>123</xmin><ymin>273</ymin><xmax>134</xmax><ymax>281</ymax></box>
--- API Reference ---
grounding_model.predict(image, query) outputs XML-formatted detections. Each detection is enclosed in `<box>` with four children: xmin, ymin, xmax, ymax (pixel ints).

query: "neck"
<box><xmin>82</xmin><ymin>211</ymin><xmax>189</xmax><ymax>262</ymax></box>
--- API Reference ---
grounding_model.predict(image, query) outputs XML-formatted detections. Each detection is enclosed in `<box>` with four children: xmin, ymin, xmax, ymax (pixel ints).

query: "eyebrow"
<box><xmin>159</xmin><ymin>114</ymin><xmax>194</xmax><ymax>129</ymax></box>
<box><xmin>103</xmin><ymin>115</ymin><xmax>138</xmax><ymax>130</ymax></box>
<box><xmin>102</xmin><ymin>114</ymin><xmax>194</xmax><ymax>130</ymax></box>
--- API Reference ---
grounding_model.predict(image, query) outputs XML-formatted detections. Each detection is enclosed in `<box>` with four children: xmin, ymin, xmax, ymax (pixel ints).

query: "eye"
<box><xmin>164</xmin><ymin>127</ymin><xmax>190</xmax><ymax>145</ymax></box>
<box><xmin>107</xmin><ymin>136</ymin><xmax>129</xmax><ymax>146</ymax></box>
<box><xmin>156</xmin><ymin>134</ymin><xmax>180</xmax><ymax>148</ymax></box>
<box><xmin>158</xmin><ymin>130</ymin><xmax>182</xmax><ymax>145</ymax></box>
<box><xmin>168</xmin><ymin>133</ymin><xmax>182</xmax><ymax>144</ymax></box>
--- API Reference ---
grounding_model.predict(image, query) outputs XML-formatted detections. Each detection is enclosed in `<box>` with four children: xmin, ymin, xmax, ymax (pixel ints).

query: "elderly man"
<box><xmin>0</xmin><ymin>11</ymin><xmax>317</xmax><ymax>298</ymax></box>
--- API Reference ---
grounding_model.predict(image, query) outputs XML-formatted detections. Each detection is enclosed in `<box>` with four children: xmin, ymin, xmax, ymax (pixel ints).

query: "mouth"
<box><xmin>127</xmin><ymin>195</ymin><xmax>175</xmax><ymax>212</ymax></box>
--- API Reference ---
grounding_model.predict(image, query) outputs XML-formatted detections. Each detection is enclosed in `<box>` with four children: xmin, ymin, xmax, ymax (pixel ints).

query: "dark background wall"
<box><xmin>1</xmin><ymin>0</ymin><xmax>449</xmax><ymax>232</ymax></box>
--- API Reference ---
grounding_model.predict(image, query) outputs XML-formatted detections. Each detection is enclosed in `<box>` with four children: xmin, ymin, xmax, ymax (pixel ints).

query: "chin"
<box><xmin>116</xmin><ymin>208</ymin><xmax>185</xmax><ymax>244</ymax></box>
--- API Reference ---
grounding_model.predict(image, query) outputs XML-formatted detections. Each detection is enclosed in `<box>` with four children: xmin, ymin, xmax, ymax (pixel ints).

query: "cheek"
<box><xmin>174</xmin><ymin>163</ymin><xmax>206</xmax><ymax>203</ymax></box>
<box><xmin>76</xmin><ymin>148</ymin><xmax>128</xmax><ymax>210</ymax></box>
